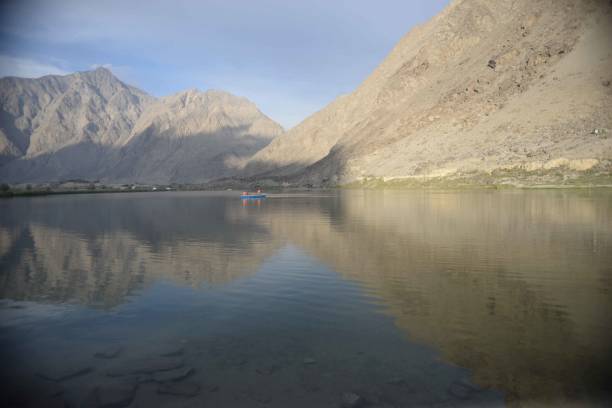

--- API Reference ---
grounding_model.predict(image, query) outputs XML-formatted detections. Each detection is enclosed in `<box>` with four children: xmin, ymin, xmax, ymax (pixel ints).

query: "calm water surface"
<box><xmin>0</xmin><ymin>190</ymin><xmax>611</xmax><ymax>407</ymax></box>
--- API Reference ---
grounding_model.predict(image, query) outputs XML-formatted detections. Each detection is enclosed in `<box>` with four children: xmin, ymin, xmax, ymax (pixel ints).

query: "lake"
<box><xmin>0</xmin><ymin>190</ymin><xmax>611</xmax><ymax>407</ymax></box>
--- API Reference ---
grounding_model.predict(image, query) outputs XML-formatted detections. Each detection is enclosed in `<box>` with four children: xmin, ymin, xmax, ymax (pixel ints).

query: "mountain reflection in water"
<box><xmin>0</xmin><ymin>190</ymin><xmax>611</xmax><ymax>407</ymax></box>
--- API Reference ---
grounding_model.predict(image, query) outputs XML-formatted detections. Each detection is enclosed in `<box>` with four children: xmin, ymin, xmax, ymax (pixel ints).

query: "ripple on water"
<box><xmin>1</xmin><ymin>190</ymin><xmax>611</xmax><ymax>406</ymax></box>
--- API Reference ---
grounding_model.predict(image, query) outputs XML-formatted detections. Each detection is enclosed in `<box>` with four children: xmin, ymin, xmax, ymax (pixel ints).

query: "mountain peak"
<box><xmin>93</xmin><ymin>66</ymin><xmax>112</xmax><ymax>74</ymax></box>
<box><xmin>0</xmin><ymin>62</ymin><xmax>282</xmax><ymax>184</ymax></box>
<box><xmin>173</xmin><ymin>88</ymin><xmax>236</xmax><ymax>98</ymax></box>
<box><xmin>173</xmin><ymin>87</ymin><xmax>199</xmax><ymax>96</ymax></box>
<box><xmin>161</xmin><ymin>88</ymin><xmax>252</xmax><ymax>110</ymax></box>
<box><xmin>76</xmin><ymin>66</ymin><xmax>117</xmax><ymax>82</ymax></box>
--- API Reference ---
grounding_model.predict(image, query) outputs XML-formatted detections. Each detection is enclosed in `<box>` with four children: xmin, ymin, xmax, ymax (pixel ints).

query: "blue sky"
<box><xmin>0</xmin><ymin>0</ymin><xmax>448</xmax><ymax>128</ymax></box>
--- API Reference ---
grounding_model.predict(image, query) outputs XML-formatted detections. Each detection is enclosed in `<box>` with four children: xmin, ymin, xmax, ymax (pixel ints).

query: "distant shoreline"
<box><xmin>2</xmin><ymin>183</ymin><xmax>611</xmax><ymax>199</ymax></box>
<box><xmin>0</xmin><ymin>188</ymin><xmax>149</xmax><ymax>199</ymax></box>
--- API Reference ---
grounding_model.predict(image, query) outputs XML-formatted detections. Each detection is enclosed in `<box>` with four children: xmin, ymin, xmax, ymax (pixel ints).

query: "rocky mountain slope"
<box><xmin>0</xmin><ymin>68</ymin><xmax>153</xmax><ymax>170</ymax></box>
<box><xmin>245</xmin><ymin>0</ymin><xmax>612</xmax><ymax>186</ymax></box>
<box><xmin>106</xmin><ymin>89</ymin><xmax>282</xmax><ymax>184</ymax></box>
<box><xmin>0</xmin><ymin>68</ymin><xmax>282</xmax><ymax>183</ymax></box>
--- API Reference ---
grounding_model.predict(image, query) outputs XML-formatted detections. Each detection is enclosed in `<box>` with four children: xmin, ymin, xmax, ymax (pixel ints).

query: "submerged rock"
<box><xmin>235</xmin><ymin>357</ymin><xmax>248</xmax><ymax>366</ymax></box>
<box><xmin>14</xmin><ymin>377</ymin><xmax>65</xmax><ymax>396</ymax></box>
<box><xmin>6</xmin><ymin>377</ymin><xmax>65</xmax><ymax>407</ymax></box>
<box><xmin>94</xmin><ymin>346</ymin><xmax>123</xmax><ymax>359</ymax></box>
<box><xmin>157</xmin><ymin>382</ymin><xmax>201</xmax><ymax>397</ymax></box>
<box><xmin>9</xmin><ymin>304</ymin><xmax>26</xmax><ymax>309</ymax></box>
<box><xmin>249</xmin><ymin>390</ymin><xmax>272</xmax><ymax>404</ymax></box>
<box><xmin>37</xmin><ymin>365</ymin><xmax>93</xmax><ymax>381</ymax></box>
<box><xmin>447</xmin><ymin>380</ymin><xmax>478</xmax><ymax>400</ymax></box>
<box><xmin>152</xmin><ymin>366</ymin><xmax>194</xmax><ymax>383</ymax></box>
<box><xmin>255</xmin><ymin>365</ymin><xmax>279</xmax><ymax>375</ymax></box>
<box><xmin>84</xmin><ymin>383</ymin><xmax>137</xmax><ymax>408</ymax></box>
<box><xmin>120</xmin><ymin>373</ymin><xmax>152</xmax><ymax>385</ymax></box>
<box><xmin>341</xmin><ymin>392</ymin><xmax>364</xmax><ymax>408</ymax></box>
<box><xmin>38</xmin><ymin>379</ymin><xmax>65</xmax><ymax>397</ymax></box>
<box><xmin>158</xmin><ymin>345</ymin><xmax>184</xmax><ymax>357</ymax></box>
<box><xmin>386</xmin><ymin>377</ymin><xmax>407</xmax><ymax>386</ymax></box>
<box><xmin>106</xmin><ymin>357</ymin><xmax>183</xmax><ymax>377</ymax></box>
<box><xmin>206</xmin><ymin>384</ymin><xmax>220</xmax><ymax>392</ymax></box>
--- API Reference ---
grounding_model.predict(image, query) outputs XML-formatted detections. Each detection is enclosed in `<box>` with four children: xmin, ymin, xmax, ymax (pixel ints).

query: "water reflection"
<box><xmin>250</xmin><ymin>190</ymin><xmax>612</xmax><ymax>405</ymax></box>
<box><xmin>0</xmin><ymin>193</ymin><xmax>282</xmax><ymax>307</ymax></box>
<box><xmin>0</xmin><ymin>190</ymin><xmax>611</xmax><ymax>406</ymax></box>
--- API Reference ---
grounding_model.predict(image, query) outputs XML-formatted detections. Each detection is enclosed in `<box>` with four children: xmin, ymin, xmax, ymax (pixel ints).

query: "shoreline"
<box><xmin>2</xmin><ymin>183</ymin><xmax>612</xmax><ymax>199</ymax></box>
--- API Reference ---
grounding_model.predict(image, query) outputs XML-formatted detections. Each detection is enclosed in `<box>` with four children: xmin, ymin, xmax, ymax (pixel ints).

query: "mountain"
<box><xmin>105</xmin><ymin>89</ymin><xmax>282</xmax><ymax>184</ymax></box>
<box><xmin>245</xmin><ymin>0</ymin><xmax>612</xmax><ymax>186</ymax></box>
<box><xmin>0</xmin><ymin>67</ymin><xmax>153</xmax><ymax>173</ymax></box>
<box><xmin>3</xmin><ymin>0</ymin><xmax>610</xmax><ymax>187</ymax></box>
<box><xmin>0</xmin><ymin>68</ymin><xmax>282</xmax><ymax>183</ymax></box>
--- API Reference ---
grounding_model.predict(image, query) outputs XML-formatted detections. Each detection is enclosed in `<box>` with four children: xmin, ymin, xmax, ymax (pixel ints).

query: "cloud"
<box><xmin>0</xmin><ymin>55</ymin><xmax>69</xmax><ymax>78</ymax></box>
<box><xmin>89</xmin><ymin>63</ymin><xmax>113</xmax><ymax>70</ymax></box>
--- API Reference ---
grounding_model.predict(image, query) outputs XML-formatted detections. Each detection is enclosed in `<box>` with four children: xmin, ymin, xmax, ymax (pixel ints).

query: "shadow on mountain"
<box><xmin>0</xmin><ymin>109</ymin><xmax>29</xmax><ymax>156</ymax></box>
<box><xmin>108</xmin><ymin>124</ymin><xmax>273</xmax><ymax>184</ymax></box>
<box><xmin>233</xmin><ymin>147</ymin><xmax>351</xmax><ymax>188</ymax></box>
<box><xmin>0</xmin><ymin>125</ymin><xmax>273</xmax><ymax>184</ymax></box>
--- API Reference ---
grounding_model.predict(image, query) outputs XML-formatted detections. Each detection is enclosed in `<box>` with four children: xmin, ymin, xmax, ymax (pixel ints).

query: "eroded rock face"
<box><xmin>0</xmin><ymin>68</ymin><xmax>153</xmax><ymax>181</ymax></box>
<box><xmin>245</xmin><ymin>0</ymin><xmax>612</xmax><ymax>186</ymax></box>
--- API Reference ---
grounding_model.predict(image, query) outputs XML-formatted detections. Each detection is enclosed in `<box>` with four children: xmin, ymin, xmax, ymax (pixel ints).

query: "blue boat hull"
<box><xmin>241</xmin><ymin>194</ymin><xmax>266</xmax><ymax>199</ymax></box>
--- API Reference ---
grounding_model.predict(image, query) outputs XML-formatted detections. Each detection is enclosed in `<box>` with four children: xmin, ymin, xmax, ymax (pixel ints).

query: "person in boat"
<box><xmin>241</xmin><ymin>190</ymin><xmax>264</xmax><ymax>197</ymax></box>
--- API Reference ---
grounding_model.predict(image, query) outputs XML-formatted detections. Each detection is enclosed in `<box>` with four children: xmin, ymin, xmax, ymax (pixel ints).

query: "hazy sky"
<box><xmin>0</xmin><ymin>0</ymin><xmax>448</xmax><ymax>128</ymax></box>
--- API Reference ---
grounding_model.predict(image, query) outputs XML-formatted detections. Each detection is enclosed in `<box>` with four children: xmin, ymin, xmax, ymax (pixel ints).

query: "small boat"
<box><xmin>240</xmin><ymin>190</ymin><xmax>266</xmax><ymax>200</ymax></box>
